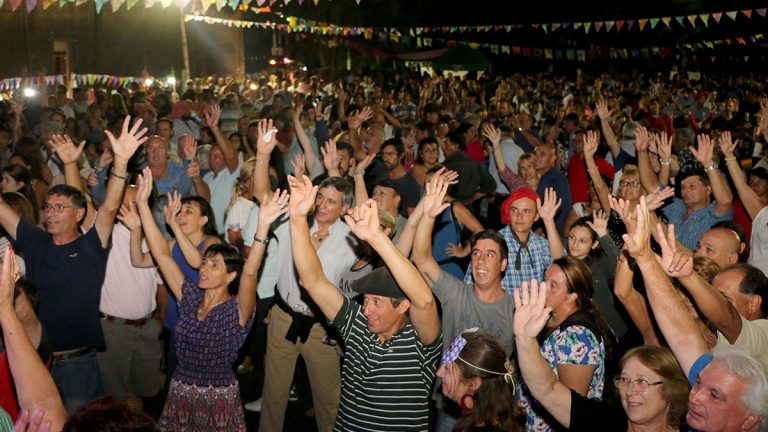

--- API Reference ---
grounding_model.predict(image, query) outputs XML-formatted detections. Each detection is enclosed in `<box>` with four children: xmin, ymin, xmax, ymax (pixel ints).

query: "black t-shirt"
<box><xmin>569</xmin><ymin>389</ymin><xmax>627</xmax><ymax>432</ymax></box>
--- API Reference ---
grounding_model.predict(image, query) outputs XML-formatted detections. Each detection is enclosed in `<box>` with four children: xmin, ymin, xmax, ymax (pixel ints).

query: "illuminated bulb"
<box><xmin>249</xmin><ymin>83</ymin><xmax>257</xmax><ymax>90</ymax></box>
<box><xmin>144</xmin><ymin>78</ymin><xmax>154</xmax><ymax>87</ymax></box>
<box><xmin>167</xmin><ymin>76</ymin><xmax>177</xmax><ymax>86</ymax></box>
<box><xmin>23</xmin><ymin>88</ymin><xmax>37</xmax><ymax>98</ymax></box>
<box><xmin>268</xmin><ymin>59</ymin><xmax>277</xmax><ymax>65</ymax></box>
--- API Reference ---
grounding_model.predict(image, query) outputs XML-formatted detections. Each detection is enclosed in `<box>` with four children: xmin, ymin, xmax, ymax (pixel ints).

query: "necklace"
<box><xmin>312</xmin><ymin>231</ymin><xmax>329</xmax><ymax>243</ymax></box>
<box><xmin>198</xmin><ymin>297</ymin><xmax>229</xmax><ymax>313</ymax></box>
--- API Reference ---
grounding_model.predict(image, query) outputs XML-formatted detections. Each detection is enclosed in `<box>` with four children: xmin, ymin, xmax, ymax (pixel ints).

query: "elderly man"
<box><xmin>533</xmin><ymin>143</ymin><xmax>572</xmax><ymax>233</ymax></box>
<box><xmin>623</xmin><ymin>198</ymin><xmax>767</xmax><ymax>432</ymax></box>
<box><xmin>289</xmin><ymin>175</ymin><xmax>441</xmax><ymax>431</ymax></box>
<box><xmin>695</xmin><ymin>226</ymin><xmax>742</xmax><ymax>268</ymax></box>
<box><xmin>0</xmin><ymin>117</ymin><xmax>146</xmax><ymax>413</ymax></box>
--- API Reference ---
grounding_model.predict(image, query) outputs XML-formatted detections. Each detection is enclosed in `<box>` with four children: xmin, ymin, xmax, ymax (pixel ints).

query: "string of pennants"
<box><xmin>0</xmin><ymin>74</ymin><xmax>142</xmax><ymax>91</ymax></box>
<box><xmin>0</xmin><ymin>0</ymin><xmax>328</xmax><ymax>14</ymax></box>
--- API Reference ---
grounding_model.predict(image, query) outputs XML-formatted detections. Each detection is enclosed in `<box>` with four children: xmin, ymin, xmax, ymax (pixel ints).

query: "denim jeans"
<box><xmin>51</xmin><ymin>350</ymin><xmax>105</xmax><ymax>414</ymax></box>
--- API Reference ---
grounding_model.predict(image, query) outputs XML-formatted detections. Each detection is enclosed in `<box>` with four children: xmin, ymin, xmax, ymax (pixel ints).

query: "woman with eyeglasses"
<box><xmin>437</xmin><ymin>330</ymin><xmax>524</xmax><ymax>432</ymax></box>
<box><xmin>514</xmin><ymin>280</ymin><xmax>690</xmax><ymax>432</ymax></box>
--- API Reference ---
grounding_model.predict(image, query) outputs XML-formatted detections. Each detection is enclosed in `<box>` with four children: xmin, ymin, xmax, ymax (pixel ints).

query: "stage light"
<box><xmin>23</xmin><ymin>88</ymin><xmax>37</xmax><ymax>98</ymax></box>
<box><xmin>167</xmin><ymin>76</ymin><xmax>177</xmax><ymax>86</ymax></box>
<box><xmin>144</xmin><ymin>78</ymin><xmax>154</xmax><ymax>87</ymax></box>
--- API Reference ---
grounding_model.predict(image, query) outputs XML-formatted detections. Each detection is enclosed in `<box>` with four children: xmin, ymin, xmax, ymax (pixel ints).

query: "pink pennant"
<box><xmin>711</xmin><ymin>12</ymin><xmax>722</xmax><ymax>23</ymax></box>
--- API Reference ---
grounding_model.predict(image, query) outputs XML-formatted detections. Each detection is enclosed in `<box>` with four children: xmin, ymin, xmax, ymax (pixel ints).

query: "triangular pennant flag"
<box><xmin>551</xmin><ymin>23</ymin><xmax>560</xmax><ymax>31</ymax></box>
<box><xmin>501</xmin><ymin>45</ymin><xmax>510</xmax><ymax>54</ymax></box>
<box><xmin>741</xmin><ymin>9</ymin><xmax>752</xmax><ymax>19</ymax></box>
<box><xmin>649</xmin><ymin>18</ymin><xmax>659</xmax><ymax>29</ymax></box>
<box><xmin>605</xmin><ymin>21</ymin><xmax>614</xmax><ymax>31</ymax></box>
<box><xmin>725</xmin><ymin>11</ymin><xmax>738</xmax><ymax>21</ymax></box>
<box><xmin>757</xmin><ymin>8</ymin><xmax>767</xmax><ymax>17</ymax></box>
<box><xmin>584</xmin><ymin>22</ymin><xmax>591</xmax><ymax>33</ymax></box>
<box><xmin>626</xmin><ymin>20</ymin><xmax>634</xmax><ymax>31</ymax></box>
<box><xmin>615</xmin><ymin>20</ymin><xmax>624</xmax><ymax>31</ymax></box>
<box><xmin>144</xmin><ymin>0</ymin><xmax>156</xmax><ymax>7</ymax></box>
<box><xmin>744</xmin><ymin>56</ymin><xmax>750</xmax><ymax>62</ymax></box>
<box><xmin>638</xmin><ymin>19</ymin><xmax>647</xmax><ymax>31</ymax></box>
<box><xmin>594</xmin><ymin>21</ymin><xmax>604</xmax><ymax>32</ymax></box>
<box><xmin>699</xmin><ymin>14</ymin><xmax>709</xmax><ymax>26</ymax></box>
<box><xmin>25</xmin><ymin>0</ymin><xmax>37</xmax><ymax>12</ymax></box>
<box><xmin>674</xmin><ymin>16</ymin><xmax>685</xmax><ymax>27</ymax></box>
<box><xmin>712</xmin><ymin>12</ymin><xmax>722</xmax><ymax>23</ymax></box>
<box><xmin>42</xmin><ymin>0</ymin><xmax>56</xmax><ymax>9</ymax></box>
<box><xmin>215</xmin><ymin>0</ymin><xmax>226</xmax><ymax>10</ymax></box>
<box><xmin>687</xmin><ymin>15</ymin><xmax>697</xmax><ymax>26</ymax></box>
<box><xmin>573</xmin><ymin>22</ymin><xmax>582</xmax><ymax>30</ymax></box>
<box><xmin>199</xmin><ymin>0</ymin><xmax>213</xmax><ymax>11</ymax></box>
<box><xmin>542</xmin><ymin>23</ymin><xmax>548</xmax><ymax>33</ymax></box>
<box><xmin>126</xmin><ymin>0</ymin><xmax>139</xmax><ymax>8</ymax></box>
<box><xmin>661</xmin><ymin>17</ymin><xmax>672</xmax><ymax>28</ymax></box>
<box><xmin>111</xmin><ymin>0</ymin><xmax>125</xmax><ymax>11</ymax></box>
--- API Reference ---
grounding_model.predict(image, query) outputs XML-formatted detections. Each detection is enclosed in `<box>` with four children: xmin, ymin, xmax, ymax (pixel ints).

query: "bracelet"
<box><xmin>353</xmin><ymin>170</ymin><xmax>365</xmax><ymax>178</ymax></box>
<box><xmin>253</xmin><ymin>235</ymin><xmax>269</xmax><ymax>245</ymax></box>
<box><xmin>256</xmin><ymin>156</ymin><xmax>269</xmax><ymax>165</ymax></box>
<box><xmin>704</xmin><ymin>163</ymin><xmax>718</xmax><ymax>173</ymax></box>
<box><xmin>659</xmin><ymin>159</ymin><xmax>671</xmax><ymax>166</ymax></box>
<box><xmin>112</xmin><ymin>171</ymin><xmax>128</xmax><ymax>181</ymax></box>
<box><xmin>725</xmin><ymin>156</ymin><xmax>737</xmax><ymax>161</ymax></box>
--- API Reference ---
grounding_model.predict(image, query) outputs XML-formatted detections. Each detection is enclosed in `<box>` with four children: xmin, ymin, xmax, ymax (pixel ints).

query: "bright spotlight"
<box><xmin>167</xmin><ymin>76</ymin><xmax>177</xmax><ymax>86</ymax></box>
<box><xmin>144</xmin><ymin>78</ymin><xmax>154</xmax><ymax>87</ymax></box>
<box><xmin>283</xmin><ymin>57</ymin><xmax>293</xmax><ymax>64</ymax></box>
<box><xmin>268</xmin><ymin>59</ymin><xmax>277</xmax><ymax>66</ymax></box>
<box><xmin>249</xmin><ymin>83</ymin><xmax>257</xmax><ymax>90</ymax></box>
<box><xmin>23</xmin><ymin>88</ymin><xmax>37</xmax><ymax>98</ymax></box>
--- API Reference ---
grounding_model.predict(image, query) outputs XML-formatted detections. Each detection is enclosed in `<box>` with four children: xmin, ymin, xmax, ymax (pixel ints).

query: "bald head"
<box><xmin>696</xmin><ymin>227</ymin><xmax>741</xmax><ymax>268</ymax></box>
<box><xmin>533</xmin><ymin>144</ymin><xmax>557</xmax><ymax>172</ymax></box>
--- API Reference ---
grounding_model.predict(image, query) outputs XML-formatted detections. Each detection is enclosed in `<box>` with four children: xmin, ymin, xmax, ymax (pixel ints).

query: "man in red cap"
<box><xmin>464</xmin><ymin>187</ymin><xmax>554</xmax><ymax>294</ymax></box>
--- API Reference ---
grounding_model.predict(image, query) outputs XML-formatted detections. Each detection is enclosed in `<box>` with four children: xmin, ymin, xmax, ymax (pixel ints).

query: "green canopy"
<box><xmin>431</xmin><ymin>46</ymin><xmax>492</xmax><ymax>71</ymax></box>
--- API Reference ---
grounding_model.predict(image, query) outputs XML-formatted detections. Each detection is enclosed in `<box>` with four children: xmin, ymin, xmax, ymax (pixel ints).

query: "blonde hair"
<box><xmin>224</xmin><ymin>157</ymin><xmax>257</xmax><ymax>222</ymax></box>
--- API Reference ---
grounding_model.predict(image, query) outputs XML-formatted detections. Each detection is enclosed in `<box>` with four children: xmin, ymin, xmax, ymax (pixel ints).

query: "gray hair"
<box><xmin>318</xmin><ymin>176</ymin><xmax>354</xmax><ymax>208</ymax></box>
<box><xmin>622</xmin><ymin>121</ymin><xmax>640</xmax><ymax>140</ymax></box>
<box><xmin>712</xmin><ymin>346</ymin><xmax>768</xmax><ymax>431</ymax></box>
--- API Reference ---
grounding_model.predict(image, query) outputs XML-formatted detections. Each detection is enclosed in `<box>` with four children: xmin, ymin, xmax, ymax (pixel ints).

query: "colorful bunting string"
<box><xmin>0</xmin><ymin>74</ymin><xmax>142</xmax><ymax>92</ymax></box>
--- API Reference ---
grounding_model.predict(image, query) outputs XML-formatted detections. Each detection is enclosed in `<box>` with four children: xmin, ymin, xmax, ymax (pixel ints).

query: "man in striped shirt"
<box><xmin>288</xmin><ymin>175</ymin><xmax>442</xmax><ymax>432</ymax></box>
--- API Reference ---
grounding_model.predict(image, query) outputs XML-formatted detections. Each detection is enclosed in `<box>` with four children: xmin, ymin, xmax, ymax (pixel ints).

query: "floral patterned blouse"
<box><xmin>520</xmin><ymin>311</ymin><xmax>606</xmax><ymax>432</ymax></box>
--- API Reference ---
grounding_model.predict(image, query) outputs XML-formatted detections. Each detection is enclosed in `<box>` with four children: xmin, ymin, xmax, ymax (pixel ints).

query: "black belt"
<box><xmin>52</xmin><ymin>347</ymin><xmax>96</xmax><ymax>362</ymax></box>
<box><xmin>274</xmin><ymin>295</ymin><xmax>318</xmax><ymax>344</ymax></box>
<box><xmin>100</xmin><ymin>311</ymin><xmax>155</xmax><ymax>327</ymax></box>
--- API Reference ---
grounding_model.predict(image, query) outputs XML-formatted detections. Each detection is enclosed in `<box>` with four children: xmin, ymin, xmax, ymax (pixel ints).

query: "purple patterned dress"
<box><xmin>158</xmin><ymin>278</ymin><xmax>255</xmax><ymax>431</ymax></box>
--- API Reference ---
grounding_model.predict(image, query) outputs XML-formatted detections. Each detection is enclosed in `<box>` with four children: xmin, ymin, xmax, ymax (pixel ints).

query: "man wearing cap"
<box><xmin>464</xmin><ymin>187</ymin><xmax>553</xmax><ymax>294</ymax></box>
<box><xmin>288</xmin><ymin>174</ymin><xmax>441</xmax><ymax>432</ymax></box>
<box><xmin>412</xmin><ymin>175</ymin><xmax>515</xmax><ymax>431</ymax></box>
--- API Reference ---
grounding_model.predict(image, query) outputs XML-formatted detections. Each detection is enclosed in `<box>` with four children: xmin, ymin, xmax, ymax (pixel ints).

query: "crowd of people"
<box><xmin>0</xmin><ymin>64</ymin><xmax>766</xmax><ymax>432</ymax></box>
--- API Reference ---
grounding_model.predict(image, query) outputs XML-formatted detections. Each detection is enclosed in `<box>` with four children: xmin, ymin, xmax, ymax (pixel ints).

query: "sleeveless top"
<box><xmin>165</xmin><ymin>239</ymin><xmax>206</xmax><ymax>332</ymax></box>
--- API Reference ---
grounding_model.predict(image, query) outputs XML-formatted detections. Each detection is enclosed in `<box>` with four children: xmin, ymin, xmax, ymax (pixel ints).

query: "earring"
<box><xmin>460</xmin><ymin>394</ymin><xmax>474</xmax><ymax>414</ymax></box>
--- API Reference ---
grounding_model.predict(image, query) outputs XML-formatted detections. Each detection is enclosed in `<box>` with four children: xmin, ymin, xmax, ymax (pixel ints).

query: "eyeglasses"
<box><xmin>613</xmin><ymin>377</ymin><xmax>663</xmax><ymax>393</ymax></box>
<box><xmin>619</xmin><ymin>180</ymin><xmax>641</xmax><ymax>188</ymax></box>
<box><xmin>43</xmin><ymin>203</ymin><xmax>74</xmax><ymax>212</ymax></box>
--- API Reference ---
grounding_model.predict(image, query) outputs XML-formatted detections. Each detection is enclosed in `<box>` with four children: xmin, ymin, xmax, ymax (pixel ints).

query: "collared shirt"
<box><xmin>464</xmin><ymin>227</ymin><xmax>552</xmax><ymax>294</ymax></box>
<box><xmin>661</xmin><ymin>198</ymin><xmax>732</xmax><ymax>250</ymax></box>
<box><xmin>203</xmin><ymin>154</ymin><xmax>244</xmax><ymax>235</ymax></box>
<box><xmin>243</xmin><ymin>203</ymin><xmax>278</xmax><ymax>299</ymax></box>
<box><xmin>273</xmin><ymin>215</ymin><xmax>359</xmax><ymax>314</ymax></box>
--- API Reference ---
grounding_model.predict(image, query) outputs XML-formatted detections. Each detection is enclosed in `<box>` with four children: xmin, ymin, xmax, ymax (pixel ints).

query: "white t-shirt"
<box><xmin>748</xmin><ymin>205</ymin><xmax>768</xmax><ymax>277</ymax></box>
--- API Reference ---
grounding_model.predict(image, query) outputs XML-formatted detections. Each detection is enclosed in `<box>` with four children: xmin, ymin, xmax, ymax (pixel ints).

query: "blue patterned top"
<box><xmin>520</xmin><ymin>317</ymin><xmax>605</xmax><ymax>432</ymax></box>
<box><xmin>661</xmin><ymin>198</ymin><xmax>732</xmax><ymax>250</ymax></box>
<box><xmin>464</xmin><ymin>226</ymin><xmax>552</xmax><ymax>294</ymax></box>
<box><xmin>173</xmin><ymin>278</ymin><xmax>255</xmax><ymax>387</ymax></box>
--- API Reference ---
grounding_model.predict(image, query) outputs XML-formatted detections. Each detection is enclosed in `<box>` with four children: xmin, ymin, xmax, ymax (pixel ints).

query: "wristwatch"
<box><xmin>704</xmin><ymin>163</ymin><xmax>718</xmax><ymax>173</ymax></box>
<box><xmin>253</xmin><ymin>235</ymin><xmax>269</xmax><ymax>245</ymax></box>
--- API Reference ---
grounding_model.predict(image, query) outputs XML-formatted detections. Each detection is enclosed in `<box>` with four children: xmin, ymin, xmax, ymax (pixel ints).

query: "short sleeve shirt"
<box><xmin>662</xmin><ymin>198</ymin><xmax>732</xmax><ymax>250</ymax></box>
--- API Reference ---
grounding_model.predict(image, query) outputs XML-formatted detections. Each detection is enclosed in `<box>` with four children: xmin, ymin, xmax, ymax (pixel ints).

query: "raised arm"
<box><xmin>0</xmin><ymin>248</ymin><xmax>67</xmax><ymax>432</ymax></box>
<box><xmin>287</xmin><ymin>175</ymin><xmax>344</xmax><ymax>320</ymax></box>
<box><xmin>206</xmin><ymin>105</ymin><xmax>238</xmax><ymax>174</ymax></box>
<box><xmin>98</xmin><ymin>116</ymin><xmax>148</xmax><ymax>247</ymax></box>
<box><xmin>719</xmin><ymin>131</ymin><xmax>765</xmax><ymax>219</ymax></box>
<box><xmin>136</xmin><ymin>168</ymin><xmax>184</xmax><ymax>300</ymax></box>
<box><xmin>613</xmin><ymin>257</ymin><xmax>661</xmax><ymax>346</ymax></box>
<box><xmin>655</xmin><ymin>132</ymin><xmax>673</xmax><ymax>187</ymax></box>
<box><xmin>292</xmin><ymin>106</ymin><xmax>320</xmax><ymax>176</ymax></box>
<box><xmin>50</xmin><ymin>134</ymin><xmax>97</xmax><ymax>230</ymax></box>
<box><xmin>116</xmin><ymin>198</ymin><xmax>155</xmax><ymax>268</ymax></box>
<box><xmin>514</xmin><ymin>278</ymin><xmax>573</xmax><ymax>428</ymax></box>
<box><xmin>321</xmin><ymin>139</ymin><xmax>342</xmax><ymax>178</ymax></box>
<box><xmin>635</xmin><ymin>126</ymin><xmax>663</xmax><ymax>193</ymax></box>
<box><xmin>595</xmin><ymin>99</ymin><xmax>621</xmax><ymax>157</ymax></box>
<box><xmin>623</xmin><ymin>197</ymin><xmax>708</xmax><ymax>375</ymax></box>
<box><xmin>412</xmin><ymin>174</ymin><xmax>452</xmax><ymax>287</ymax></box>
<box><xmin>691</xmin><ymin>134</ymin><xmax>732</xmax><ymax>215</ymax></box>
<box><xmin>238</xmin><ymin>190</ymin><xmax>289</xmax><ymax>327</ymax></box>
<box><xmin>163</xmin><ymin>191</ymin><xmax>220</xmax><ymax>269</ymax></box>
<box><xmin>353</xmin><ymin>152</ymin><xmax>376</xmax><ymax>205</ymax></box>
<box><xmin>253</xmin><ymin>119</ymin><xmax>278</xmax><ymax>203</ymax></box>
<box><xmin>537</xmin><ymin>188</ymin><xmax>565</xmax><ymax>259</ymax></box>
<box><xmin>180</xmin><ymin>135</ymin><xmax>211</xmax><ymax>202</ymax></box>
<box><xmin>346</xmin><ymin>198</ymin><xmax>440</xmax><ymax>345</ymax></box>
<box><xmin>583</xmin><ymin>130</ymin><xmax>612</xmax><ymax>212</ymax></box>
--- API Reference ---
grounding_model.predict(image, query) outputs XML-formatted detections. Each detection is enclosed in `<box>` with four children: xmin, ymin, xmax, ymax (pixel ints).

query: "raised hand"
<box><xmin>718</xmin><ymin>131</ymin><xmax>738</xmax><ymax>158</ymax></box>
<box><xmin>635</xmin><ymin>126</ymin><xmax>650</xmax><ymax>152</ymax></box>
<box><xmin>655</xmin><ymin>224</ymin><xmax>694</xmax><ymax>277</ymax></box>
<box><xmin>205</xmin><ymin>104</ymin><xmax>222</xmax><ymax>129</ymax></box>
<box><xmin>657</xmin><ymin>131</ymin><xmax>673</xmax><ymax>162</ymax></box>
<box><xmin>645</xmin><ymin>186</ymin><xmax>675</xmax><ymax>211</ymax></box>
<box><xmin>105</xmin><ymin>116</ymin><xmax>149</xmax><ymax>162</ymax></box>
<box><xmin>584</xmin><ymin>129</ymin><xmax>599</xmax><ymax>160</ymax></box>
<box><xmin>179</xmin><ymin>135</ymin><xmax>197</xmax><ymax>161</ymax></box>
<box><xmin>445</xmin><ymin>242</ymin><xmax>470</xmax><ymax>258</ymax></box>
<box><xmin>117</xmin><ymin>200</ymin><xmax>142</xmax><ymax>230</ymax></box>
<box><xmin>0</xmin><ymin>244</ymin><xmax>19</xmax><ymax>313</ymax></box>
<box><xmin>421</xmin><ymin>174</ymin><xmax>451</xmax><ymax>218</ymax></box>
<box><xmin>290</xmin><ymin>153</ymin><xmax>307</xmax><ymax>177</ymax></box>
<box><xmin>586</xmin><ymin>209</ymin><xmax>609</xmax><ymax>238</ymax></box>
<box><xmin>344</xmin><ymin>199</ymin><xmax>383</xmax><ymax>242</ymax></box>
<box><xmin>691</xmin><ymin>134</ymin><xmax>715</xmax><ymax>166</ymax></box>
<box><xmin>536</xmin><ymin>187</ymin><xmax>561</xmax><ymax>222</ymax></box>
<box><xmin>163</xmin><ymin>191</ymin><xmax>182</xmax><ymax>228</ymax></box>
<box><xmin>185</xmin><ymin>161</ymin><xmax>201</xmax><ymax>178</ymax></box>
<box><xmin>481</xmin><ymin>123</ymin><xmax>501</xmax><ymax>147</ymax></box>
<box><xmin>258</xmin><ymin>188</ymin><xmax>290</xmax><ymax>228</ymax></box>
<box><xmin>512</xmin><ymin>279</ymin><xmax>552</xmax><ymax>339</ymax></box>
<box><xmin>609</xmin><ymin>195</ymin><xmax>636</xmax><ymax>232</ymax></box>
<box><xmin>347</xmin><ymin>106</ymin><xmax>373</xmax><ymax>130</ymax></box>
<box><xmin>287</xmin><ymin>174</ymin><xmax>318</xmax><ymax>218</ymax></box>
<box><xmin>49</xmin><ymin>133</ymin><xmax>85</xmax><ymax>165</ymax></box>
<box><xmin>321</xmin><ymin>140</ymin><xmax>340</xmax><ymax>172</ymax></box>
<box><xmin>256</xmin><ymin>119</ymin><xmax>278</xmax><ymax>155</ymax></box>
<box><xmin>436</xmin><ymin>167</ymin><xmax>460</xmax><ymax>186</ymax></box>
<box><xmin>13</xmin><ymin>408</ymin><xmax>52</xmax><ymax>432</ymax></box>
<box><xmin>622</xmin><ymin>196</ymin><xmax>653</xmax><ymax>260</ymax></box>
<box><xmin>355</xmin><ymin>151</ymin><xmax>377</xmax><ymax>173</ymax></box>
<box><xmin>595</xmin><ymin>98</ymin><xmax>611</xmax><ymax>120</ymax></box>
<box><xmin>135</xmin><ymin>167</ymin><xmax>154</xmax><ymax>206</ymax></box>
